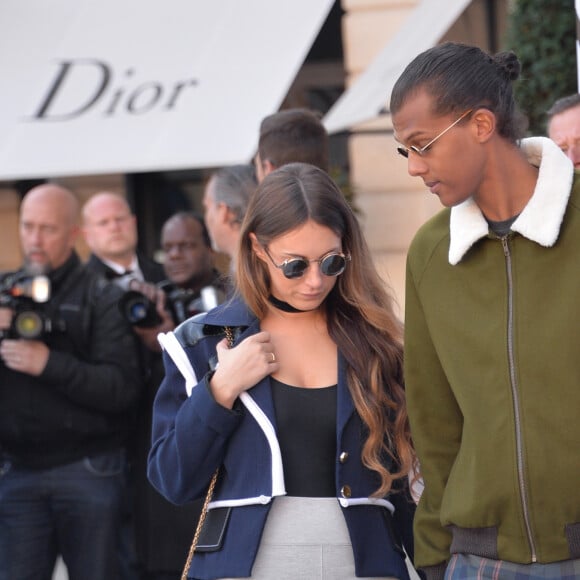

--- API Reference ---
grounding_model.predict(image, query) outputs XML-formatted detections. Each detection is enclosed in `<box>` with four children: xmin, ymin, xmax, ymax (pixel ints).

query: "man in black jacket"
<box><xmin>82</xmin><ymin>191</ymin><xmax>164</xmax><ymax>580</ymax></box>
<box><xmin>0</xmin><ymin>184</ymin><xmax>141</xmax><ymax>580</ymax></box>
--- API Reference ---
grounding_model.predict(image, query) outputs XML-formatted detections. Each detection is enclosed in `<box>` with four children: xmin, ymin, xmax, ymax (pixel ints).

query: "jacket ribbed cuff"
<box><xmin>420</xmin><ymin>562</ymin><xmax>447</xmax><ymax>580</ymax></box>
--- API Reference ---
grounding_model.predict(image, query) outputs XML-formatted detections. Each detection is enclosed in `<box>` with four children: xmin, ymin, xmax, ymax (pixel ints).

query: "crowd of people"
<box><xmin>0</xmin><ymin>41</ymin><xmax>578</xmax><ymax>580</ymax></box>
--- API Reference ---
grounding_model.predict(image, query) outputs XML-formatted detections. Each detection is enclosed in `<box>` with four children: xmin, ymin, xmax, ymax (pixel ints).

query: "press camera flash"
<box><xmin>30</xmin><ymin>276</ymin><xmax>51</xmax><ymax>303</ymax></box>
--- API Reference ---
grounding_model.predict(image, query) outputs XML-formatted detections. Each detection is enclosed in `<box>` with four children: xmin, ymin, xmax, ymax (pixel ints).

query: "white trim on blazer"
<box><xmin>157</xmin><ymin>329</ymin><xmax>396</xmax><ymax>515</ymax></box>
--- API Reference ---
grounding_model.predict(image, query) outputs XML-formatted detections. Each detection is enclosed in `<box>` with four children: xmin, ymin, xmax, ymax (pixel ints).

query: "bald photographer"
<box><xmin>0</xmin><ymin>184</ymin><xmax>141</xmax><ymax>580</ymax></box>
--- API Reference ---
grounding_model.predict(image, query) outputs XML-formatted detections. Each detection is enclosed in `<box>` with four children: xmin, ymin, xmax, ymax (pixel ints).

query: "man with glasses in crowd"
<box><xmin>547</xmin><ymin>93</ymin><xmax>580</xmax><ymax>169</ymax></box>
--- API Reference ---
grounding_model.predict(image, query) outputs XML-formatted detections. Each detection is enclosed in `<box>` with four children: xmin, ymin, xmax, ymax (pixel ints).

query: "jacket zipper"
<box><xmin>502</xmin><ymin>236</ymin><xmax>537</xmax><ymax>562</ymax></box>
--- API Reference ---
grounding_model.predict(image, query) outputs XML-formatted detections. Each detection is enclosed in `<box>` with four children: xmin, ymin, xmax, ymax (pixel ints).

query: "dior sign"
<box><xmin>30</xmin><ymin>59</ymin><xmax>199</xmax><ymax>121</ymax></box>
<box><xmin>0</xmin><ymin>0</ymin><xmax>334</xmax><ymax>178</ymax></box>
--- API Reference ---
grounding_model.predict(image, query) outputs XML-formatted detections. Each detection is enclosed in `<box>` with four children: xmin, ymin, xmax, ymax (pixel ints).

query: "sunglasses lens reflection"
<box><xmin>282</xmin><ymin>259</ymin><xmax>309</xmax><ymax>279</ymax></box>
<box><xmin>320</xmin><ymin>254</ymin><xmax>347</xmax><ymax>276</ymax></box>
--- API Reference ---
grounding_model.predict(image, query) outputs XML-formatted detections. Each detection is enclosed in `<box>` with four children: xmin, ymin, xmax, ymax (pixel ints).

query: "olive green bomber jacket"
<box><xmin>404</xmin><ymin>137</ymin><xmax>580</xmax><ymax>579</ymax></box>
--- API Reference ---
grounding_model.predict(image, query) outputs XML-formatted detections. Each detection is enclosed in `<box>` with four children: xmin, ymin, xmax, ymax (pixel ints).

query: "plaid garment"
<box><xmin>445</xmin><ymin>554</ymin><xmax>580</xmax><ymax>580</ymax></box>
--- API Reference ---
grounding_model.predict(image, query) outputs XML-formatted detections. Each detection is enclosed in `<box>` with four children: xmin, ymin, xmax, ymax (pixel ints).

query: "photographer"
<box><xmin>0</xmin><ymin>185</ymin><xmax>141</xmax><ymax>580</ymax></box>
<box><xmin>82</xmin><ymin>191</ymin><xmax>166</xmax><ymax>580</ymax></box>
<box><xmin>120</xmin><ymin>211</ymin><xmax>226</xmax><ymax>580</ymax></box>
<box><xmin>128</xmin><ymin>211</ymin><xmax>226</xmax><ymax>352</ymax></box>
<box><xmin>84</xmin><ymin>204</ymin><xmax>225</xmax><ymax>579</ymax></box>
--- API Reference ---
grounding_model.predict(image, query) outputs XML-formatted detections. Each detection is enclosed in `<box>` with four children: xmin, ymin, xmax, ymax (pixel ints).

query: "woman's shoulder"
<box><xmin>173</xmin><ymin>296</ymin><xmax>257</xmax><ymax>348</ymax></box>
<box><xmin>203</xmin><ymin>295</ymin><xmax>257</xmax><ymax>327</ymax></box>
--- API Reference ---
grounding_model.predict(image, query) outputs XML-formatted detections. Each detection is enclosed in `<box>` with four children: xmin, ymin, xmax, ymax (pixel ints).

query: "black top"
<box><xmin>271</xmin><ymin>377</ymin><xmax>337</xmax><ymax>497</ymax></box>
<box><xmin>486</xmin><ymin>214</ymin><xmax>519</xmax><ymax>237</ymax></box>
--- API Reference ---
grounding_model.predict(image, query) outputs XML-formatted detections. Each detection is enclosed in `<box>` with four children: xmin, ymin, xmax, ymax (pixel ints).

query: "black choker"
<box><xmin>268</xmin><ymin>295</ymin><xmax>306</xmax><ymax>313</ymax></box>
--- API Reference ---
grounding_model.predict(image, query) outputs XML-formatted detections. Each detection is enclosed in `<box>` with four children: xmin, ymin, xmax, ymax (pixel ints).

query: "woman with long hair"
<box><xmin>148</xmin><ymin>162</ymin><xmax>417</xmax><ymax>579</ymax></box>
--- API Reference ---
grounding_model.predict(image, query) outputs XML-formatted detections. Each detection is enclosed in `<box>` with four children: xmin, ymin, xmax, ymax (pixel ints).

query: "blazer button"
<box><xmin>340</xmin><ymin>485</ymin><xmax>352</xmax><ymax>498</ymax></box>
<box><xmin>339</xmin><ymin>451</ymin><xmax>349</xmax><ymax>463</ymax></box>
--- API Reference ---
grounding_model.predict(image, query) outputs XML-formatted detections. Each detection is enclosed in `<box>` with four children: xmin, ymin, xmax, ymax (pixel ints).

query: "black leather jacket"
<box><xmin>0</xmin><ymin>253</ymin><xmax>141</xmax><ymax>469</ymax></box>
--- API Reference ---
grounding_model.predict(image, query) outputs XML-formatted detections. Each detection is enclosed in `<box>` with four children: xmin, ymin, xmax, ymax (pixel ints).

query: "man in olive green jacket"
<box><xmin>405</xmin><ymin>136</ymin><xmax>579</xmax><ymax>576</ymax></box>
<box><xmin>392</xmin><ymin>42</ymin><xmax>580</xmax><ymax>580</ymax></box>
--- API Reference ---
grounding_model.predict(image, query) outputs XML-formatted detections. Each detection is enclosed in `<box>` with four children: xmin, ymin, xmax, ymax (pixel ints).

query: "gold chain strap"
<box><xmin>180</xmin><ymin>470</ymin><xmax>219</xmax><ymax>580</ymax></box>
<box><xmin>224</xmin><ymin>326</ymin><xmax>234</xmax><ymax>348</ymax></box>
<box><xmin>180</xmin><ymin>326</ymin><xmax>234</xmax><ymax>580</ymax></box>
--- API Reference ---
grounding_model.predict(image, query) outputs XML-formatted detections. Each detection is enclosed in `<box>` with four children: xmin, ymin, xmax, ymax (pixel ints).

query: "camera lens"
<box><xmin>118</xmin><ymin>291</ymin><xmax>161</xmax><ymax>328</ymax></box>
<box><xmin>13</xmin><ymin>310</ymin><xmax>44</xmax><ymax>339</ymax></box>
<box><xmin>127</xmin><ymin>301</ymin><xmax>149</xmax><ymax>322</ymax></box>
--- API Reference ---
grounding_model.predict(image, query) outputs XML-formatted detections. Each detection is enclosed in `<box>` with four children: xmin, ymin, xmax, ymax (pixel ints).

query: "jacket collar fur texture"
<box><xmin>449</xmin><ymin>137</ymin><xmax>574</xmax><ymax>265</ymax></box>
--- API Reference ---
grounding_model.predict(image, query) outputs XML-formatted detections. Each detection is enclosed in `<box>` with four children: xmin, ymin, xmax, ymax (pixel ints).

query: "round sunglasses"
<box><xmin>264</xmin><ymin>247</ymin><xmax>350</xmax><ymax>279</ymax></box>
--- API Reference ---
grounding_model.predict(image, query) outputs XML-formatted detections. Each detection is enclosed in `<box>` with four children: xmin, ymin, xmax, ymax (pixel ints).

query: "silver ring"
<box><xmin>270</xmin><ymin>352</ymin><xmax>276</xmax><ymax>363</ymax></box>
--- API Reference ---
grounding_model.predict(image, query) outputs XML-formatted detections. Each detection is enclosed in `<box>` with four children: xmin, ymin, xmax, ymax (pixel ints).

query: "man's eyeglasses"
<box><xmin>396</xmin><ymin>109</ymin><xmax>473</xmax><ymax>158</ymax></box>
<box><xmin>264</xmin><ymin>247</ymin><xmax>350</xmax><ymax>279</ymax></box>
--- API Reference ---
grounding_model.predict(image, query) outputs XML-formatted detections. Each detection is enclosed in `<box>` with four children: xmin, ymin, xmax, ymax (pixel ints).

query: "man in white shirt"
<box><xmin>82</xmin><ymin>192</ymin><xmax>164</xmax><ymax>288</ymax></box>
<box><xmin>81</xmin><ymin>191</ymin><xmax>164</xmax><ymax>580</ymax></box>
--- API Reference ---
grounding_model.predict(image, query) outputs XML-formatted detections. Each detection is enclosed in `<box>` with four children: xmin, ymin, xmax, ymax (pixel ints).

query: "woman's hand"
<box><xmin>209</xmin><ymin>331</ymin><xmax>279</xmax><ymax>408</ymax></box>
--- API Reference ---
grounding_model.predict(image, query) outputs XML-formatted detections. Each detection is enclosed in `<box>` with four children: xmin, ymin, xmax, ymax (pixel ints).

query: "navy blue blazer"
<box><xmin>148</xmin><ymin>298</ymin><xmax>415</xmax><ymax>579</ymax></box>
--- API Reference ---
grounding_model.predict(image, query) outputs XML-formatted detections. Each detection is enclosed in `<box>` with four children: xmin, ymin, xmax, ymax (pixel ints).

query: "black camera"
<box><xmin>118</xmin><ymin>281</ymin><xmax>223</xmax><ymax>328</ymax></box>
<box><xmin>0</xmin><ymin>272</ymin><xmax>53</xmax><ymax>340</ymax></box>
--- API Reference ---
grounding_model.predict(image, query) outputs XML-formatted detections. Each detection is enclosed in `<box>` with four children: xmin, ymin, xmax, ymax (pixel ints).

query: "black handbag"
<box><xmin>195</xmin><ymin>506</ymin><xmax>232</xmax><ymax>552</ymax></box>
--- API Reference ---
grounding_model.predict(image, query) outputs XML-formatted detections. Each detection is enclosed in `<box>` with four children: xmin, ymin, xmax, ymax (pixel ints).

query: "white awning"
<box><xmin>0</xmin><ymin>0</ymin><xmax>333</xmax><ymax>179</ymax></box>
<box><xmin>323</xmin><ymin>0</ymin><xmax>472</xmax><ymax>134</ymax></box>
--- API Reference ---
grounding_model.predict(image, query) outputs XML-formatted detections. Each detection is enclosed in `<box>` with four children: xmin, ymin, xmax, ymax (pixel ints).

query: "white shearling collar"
<box><xmin>448</xmin><ymin>137</ymin><xmax>574</xmax><ymax>265</ymax></box>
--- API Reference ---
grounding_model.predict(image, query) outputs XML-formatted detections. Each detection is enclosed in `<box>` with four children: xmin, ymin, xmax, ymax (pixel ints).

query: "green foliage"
<box><xmin>504</xmin><ymin>0</ymin><xmax>576</xmax><ymax>135</ymax></box>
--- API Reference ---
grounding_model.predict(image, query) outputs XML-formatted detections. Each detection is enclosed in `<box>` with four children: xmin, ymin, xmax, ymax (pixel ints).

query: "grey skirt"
<box><xmin>220</xmin><ymin>496</ymin><xmax>398</xmax><ymax>580</ymax></box>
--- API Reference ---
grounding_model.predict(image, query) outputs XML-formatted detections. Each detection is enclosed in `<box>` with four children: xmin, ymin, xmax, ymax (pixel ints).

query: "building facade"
<box><xmin>0</xmin><ymin>0</ymin><xmax>509</xmax><ymax>318</ymax></box>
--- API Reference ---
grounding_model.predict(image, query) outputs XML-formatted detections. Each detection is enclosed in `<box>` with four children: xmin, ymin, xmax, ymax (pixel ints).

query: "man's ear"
<box><xmin>224</xmin><ymin>206</ymin><xmax>240</xmax><ymax>229</ymax></box>
<box><xmin>217</xmin><ymin>202</ymin><xmax>231</xmax><ymax>225</ymax></box>
<box><xmin>262</xmin><ymin>159</ymin><xmax>276</xmax><ymax>177</ymax></box>
<box><xmin>69</xmin><ymin>224</ymin><xmax>80</xmax><ymax>247</ymax></box>
<box><xmin>472</xmin><ymin>108</ymin><xmax>496</xmax><ymax>144</ymax></box>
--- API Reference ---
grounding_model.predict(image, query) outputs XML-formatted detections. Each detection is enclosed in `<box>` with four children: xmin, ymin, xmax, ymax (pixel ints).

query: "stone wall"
<box><xmin>340</xmin><ymin>0</ymin><xmax>508</xmax><ymax>318</ymax></box>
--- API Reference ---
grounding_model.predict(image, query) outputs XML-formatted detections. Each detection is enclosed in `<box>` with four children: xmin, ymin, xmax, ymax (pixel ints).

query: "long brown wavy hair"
<box><xmin>235</xmin><ymin>163</ymin><xmax>416</xmax><ymax>496</ymax></box>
